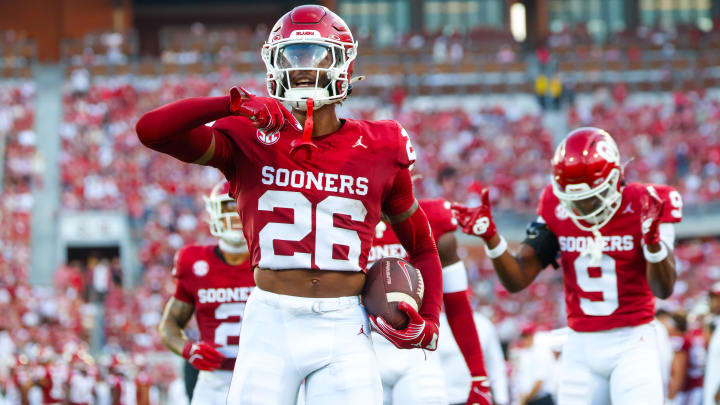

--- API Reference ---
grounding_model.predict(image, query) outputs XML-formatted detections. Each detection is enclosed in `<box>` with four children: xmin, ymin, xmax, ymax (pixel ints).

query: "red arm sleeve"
<box><xmin>135</xmin><ymin>96</ymin><xmax>235</xmax><ymax>171</ymax></box>
<box><xmin>383</xmin><ymin>169</ymin><xmax>442</xmax><ymax>324</ymax></box>
<box><xmin>444</xmin><ymin>290</ymin><xmax>488</xmax><ymax>377</ymax></box>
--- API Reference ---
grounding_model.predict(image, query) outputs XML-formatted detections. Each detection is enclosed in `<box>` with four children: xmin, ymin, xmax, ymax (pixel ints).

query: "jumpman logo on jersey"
<box><xmin>357</xmin><ymin>325</ymin><xmax>368</xmax><ymax>337</ymax></box>
<box><xmin>352</xmin><ymin>136</ymin><xmax>368</xmax><ymax>149</ymax></box>
<box><xmin>622</xmin><ymin>203</ymin><xmax>634</xmax><ymax>215</ymax></box>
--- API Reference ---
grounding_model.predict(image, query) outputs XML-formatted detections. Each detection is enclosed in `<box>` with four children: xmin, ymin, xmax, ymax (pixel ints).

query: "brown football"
<box><xmin>362</xmin><ymin>257</ymin><xmax>424</xmax><ymax>330</ymax></box>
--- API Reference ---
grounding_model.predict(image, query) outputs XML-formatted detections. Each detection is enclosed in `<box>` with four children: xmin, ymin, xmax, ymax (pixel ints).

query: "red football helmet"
<box><xmin>551</xmin><ymin>127</ymin><xmax>623</xmax><ymax>232</ymax></box>
<box><xmin>262</xmin><ymin>5</ymin><xmax>357</xmax><ymax>111</ymax></box>
<box><xmin>203</xmin><ymin>181</ymin><xmax>246</xmax><ymax>248</ymax></box>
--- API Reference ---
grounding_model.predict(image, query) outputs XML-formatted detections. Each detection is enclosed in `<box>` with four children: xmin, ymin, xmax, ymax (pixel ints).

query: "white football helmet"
<box><xmin>203</xmin><ymin>181</ymin><xmax>246</xmax><ymax>248</ymax></box>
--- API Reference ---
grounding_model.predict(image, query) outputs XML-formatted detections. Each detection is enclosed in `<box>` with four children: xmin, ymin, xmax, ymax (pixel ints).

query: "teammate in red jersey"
<box><xmin>158</xmin><ymin>181</ymin><xmax>254</xmax><ymax>405</ymax></box>
<box><xmin>138</xmin><ymin>5</ymin><xmax>442</xmax><ymax>404</ymax></box>
<box><xmin>677</xmin><ymin>326</ymin><xmax>706</xmax><ymax>405</ymax></box>
<box><xmin>370</xmin><ymin>199</ymin><xmax>492</xmax><ymax>405</ymax></box>
<box><xmin>453</xmin><ymin>127</ymin><xmax>682</xmax><ymax>404</ymax></box>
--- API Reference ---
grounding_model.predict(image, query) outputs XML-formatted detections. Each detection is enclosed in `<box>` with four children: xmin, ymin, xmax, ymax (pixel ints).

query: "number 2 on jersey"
<box><xmin>574</xmin><ymin>254</ymin><xmax>619</xmax><ymax>316</ymax></box>
<box><xmin>258</xmin><ymin>190</ymin><xmax>367</xmax><ymax>271</ymax></box>
<box><xmin>214</xmin><ymin>302</ymin><xmax>245</xmax><ymax>357</ymax></box>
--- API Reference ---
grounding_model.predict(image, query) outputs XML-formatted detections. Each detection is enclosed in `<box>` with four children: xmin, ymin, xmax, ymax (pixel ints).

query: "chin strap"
<box><xmin>219</xmin><ymin>239</ymin><xmax>249</xmax><ymax>254</ymax></box>
<box><xmin>290</xmin><ymin>98</ymin><xmax>318</xmax><ymax>160</ymax></box>
<box><xmin>581</xmin><ymin>227</ymin><xmax>604</xmax><ymax>267</ymax></box>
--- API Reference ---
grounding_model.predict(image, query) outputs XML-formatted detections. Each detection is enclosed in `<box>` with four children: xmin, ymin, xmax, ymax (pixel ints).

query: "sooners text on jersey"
<box><xmin>538</xmin><ymin>182</ymin><xmax>682</xmax><ymax>332</ymax></box>
<box><xmin>369</xmin><ymin>199</ymin><xmax>457</xmax><ymax>263</ymax></box>
<box><xmin>173</xmin><ymin>244</ymin><xmax>255</xmax><ymax>369</ymax></box>
<box><xmin>211</xmin><ymin>117</ymin><xmax>415</xmax><ymax>272</ymax></box>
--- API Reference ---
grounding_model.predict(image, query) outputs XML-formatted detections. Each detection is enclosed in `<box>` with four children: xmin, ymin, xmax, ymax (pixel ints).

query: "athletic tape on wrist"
<box><xmin>442</xmin><ymin>261</ymin><xmax>469</xmax><ymax>293</ymax></box>
<box><xmin>484</xmin><ymin>236</ymin><xmax>508</xmax><ymax>259</ymax></box>
<box><xmin>643</xmin><ymin>243</ymin><xmax>668</xmax><ymax>263</ymax></box>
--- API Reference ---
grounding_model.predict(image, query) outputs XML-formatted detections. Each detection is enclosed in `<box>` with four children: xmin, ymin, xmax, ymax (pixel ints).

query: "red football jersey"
<box><xmin>681</xmin><ymin>328</ymin><xmax>706</xmax><ymax>391</ymax></box>
<box><xmin>173</xmin><ymin>244</ymin><xmax>255</xmax><ymax>369</ymax></box>
<box><xmin>369</xmin><ymin>199</ymin><xmax>457</xmax><ymax>263</ymax></box>
<box><xmin>210</xmin><ymin>117</ymin><xmax>415</xmax><ymax>272</ymax></box>
<box><xmin>538</xmin><ymin>182</ymin><xmax>682</xmax><ymax>332</ymax></box>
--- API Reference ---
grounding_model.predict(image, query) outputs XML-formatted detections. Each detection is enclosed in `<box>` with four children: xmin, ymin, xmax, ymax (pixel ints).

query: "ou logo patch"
<box><xmin>256</xmin><ymin>129</ymin><xmax>280</xmax><ymax>145</ymax></box>
<box><xmin>555</xmin><ymin>204</ymin><xmax>570</xmax><ymax>220</ymax></box>
<box><xmin>472</xmin><ymin>217</ymin><xmax>490</xmax><ymax>236</ymax></box>
<box><xmin>595</xmin><ymin>140</ymin><xmax>619</xmax><ymax>164</ymax></box>
<box><xmin>193</xmin><ymin>260</ymin><xmax>209</xmax><ymax>277</ymax></box>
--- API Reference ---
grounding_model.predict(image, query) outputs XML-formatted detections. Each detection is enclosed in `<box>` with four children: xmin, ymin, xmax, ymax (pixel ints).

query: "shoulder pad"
<box><xmin>648</xmin><ymin>184</ymin><xmax>683</xmax><ymax>223</ymax></box>
<box><xmin>419</xmin><ymin>199</ymin><xmax>458</xmax><ymax>240</ymax></box>
<box><xmin>172</xmin><ymin>245</ymin><xmax>198</xmax><ymax>279</ymax></box>
<box><xmin>536</xmin><ymin>184</ymin><xmax>556</xmax><ymax>221</ymax></box>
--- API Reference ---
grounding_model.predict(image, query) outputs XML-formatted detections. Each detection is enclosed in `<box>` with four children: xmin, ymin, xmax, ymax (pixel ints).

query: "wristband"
<box><xmin>484</xmin><ymin>236</ymin><xmax>507</xmax><ymax>259</ymax></box>
<box><xmin>643</xmin><ymin>243</ymin><xmax>668</xmax><ymax>263</ymax></box>
<box><xmin>472</xmin><ymin>376</ymin><xmax>490</xmax><ymax>384</ymax></box>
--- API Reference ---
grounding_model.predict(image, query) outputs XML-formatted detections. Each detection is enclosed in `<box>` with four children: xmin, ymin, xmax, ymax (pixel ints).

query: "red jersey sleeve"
<box><xmin>136</xmin><ymin>96</ymin><xmax>237</xmax><ymax>174</ymax></box>
<box><xmin>536</xmin><ymin>185</ymin><xmax>556</xmax><ymax>223</ymax></box>
<box><xmin>648</xmin><ymin>184</ymin><xmax>683</xmax><ymax>223</ymax></box>
<box><xmin>383</xmin><ymin>170</ymin><xmax>442</xmax><ymax>324</ymax></box>
<box><xmin>395</xmin><ymin>122</ymin><xmax>416</xmax><ymax>169</ymax></box>
<box><xmin>172</xmin><ymin>247</ymin><xmax>194</xmax><ymax>304</ymax></box>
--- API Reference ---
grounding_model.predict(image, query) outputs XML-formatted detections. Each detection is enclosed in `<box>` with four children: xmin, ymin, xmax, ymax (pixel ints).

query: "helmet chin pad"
<box><xmin>284</xmin><ymin>87</ymin><xmax>332</xmax><ymax>110</ymax></box>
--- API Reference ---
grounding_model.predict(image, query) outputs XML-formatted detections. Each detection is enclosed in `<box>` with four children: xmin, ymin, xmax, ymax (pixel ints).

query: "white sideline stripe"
<box><xmin>386</xmin><ymin>292</ymin><xmax>418</xmax><ymax>311</ymax></box>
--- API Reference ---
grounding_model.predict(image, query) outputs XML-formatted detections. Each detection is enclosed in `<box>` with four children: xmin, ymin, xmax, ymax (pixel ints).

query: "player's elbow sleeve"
<box><xmin>442</xmin><ymin>261</ymin><xmax>469</xmax><ymax>293</ymax></box>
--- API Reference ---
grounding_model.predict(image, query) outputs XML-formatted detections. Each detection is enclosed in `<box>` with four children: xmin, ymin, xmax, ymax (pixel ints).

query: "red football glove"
<box><xmin>229</xmin><ymin>86</ymin><xmax>302</xmax><ymax>134</ymax></box>
<box><xmin>451</xmin><ymin>189</ymin><xmax>497</xmax><ymax>242</ymax></box>
<box><xmin>467</xmin><ymin>376</ymin><xmax>493</xmax><ymax>405</ymax></box>
<box><xmin>182</xmin><ymin>341</ymin><xmax>224</xmax><ymax>371</ymax></box>
<box><xmin>641</xmin><ymin>186</ymin><xmax>665</xmax><ymax>246</ymax></box>
<box><xmin>369</xmin><ymin>302</ymin><xmax>439</xmax><ymax>351</ymax></box>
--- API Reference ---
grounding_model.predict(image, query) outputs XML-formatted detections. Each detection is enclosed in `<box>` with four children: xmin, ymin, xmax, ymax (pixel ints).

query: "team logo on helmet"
<box><xmin>256</xmin><ymin>129</ymin><xmax>280</xmax><ymax>146</ymax></box>
<box><xmin>555</xmin><ymin>203</ymin><xmax>570</xmax><ymax>221</ymax></box>
<box><xmin>193</xmin><ymin>260</ymin><xmax>209</xmax><ymax>277</ymax></box>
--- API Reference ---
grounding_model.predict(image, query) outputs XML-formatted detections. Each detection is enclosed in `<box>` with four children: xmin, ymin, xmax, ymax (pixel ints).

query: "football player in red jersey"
<box><xmin>453</xmin><ymin>127</ymin><xmax>682</xmax><ymax>404</ymax></box>
<box><xmin>158</xmin><ymin>181</ymin><xmax>255</xmax><ymax>405</ymax></box>
<box><xmin>678</xmin><ymin>325</ymin><xmax>706</xmax><ymax>405</ymax></box>
<box><xmin>370</xmin><ymin>199</ymin><xmax>492</xmax><ymax>405</ymax></box>
<box><xmin>137</xmin><ymin>5</ymin><xmax>442</xmax><ymax>404</ymax></box>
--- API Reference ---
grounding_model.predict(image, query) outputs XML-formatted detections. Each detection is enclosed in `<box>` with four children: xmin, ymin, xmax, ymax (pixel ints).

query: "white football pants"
<box><xmin>227</xmin><ymin>287</ymin><xmax>382</xmax><ymax>405</ymax></box>
<box><xmin>557</xmin><ymin>320</ymin><xmax>665</xmax><ymax>405</ymax></box>
<box><xmin>373</xmin><ymin>332</ymin><xmax>447</xmax><ymax>405</ymax></box>
<box><xmin>191</xmin><ymin>370</ymin><xmax>232</xmax><ymax>405</ymax></box>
